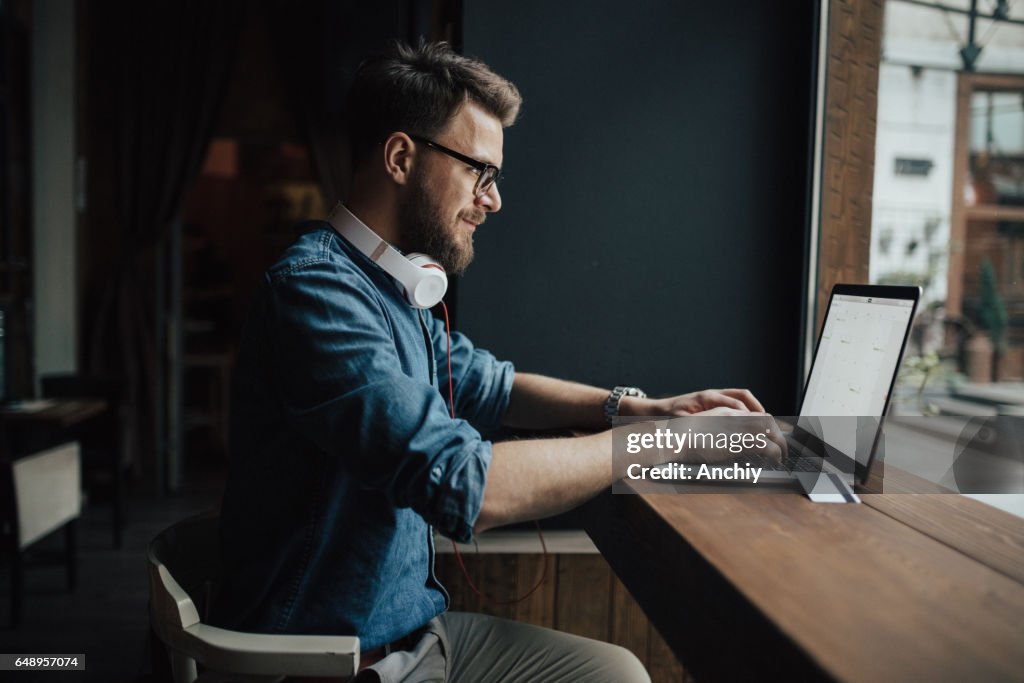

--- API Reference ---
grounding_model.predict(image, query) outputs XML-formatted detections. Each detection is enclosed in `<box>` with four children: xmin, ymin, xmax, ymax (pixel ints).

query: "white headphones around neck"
<box><xmin>327</xmin><ymin>203</ymin><xmax>448</xmax><ymax>309</ymax></box>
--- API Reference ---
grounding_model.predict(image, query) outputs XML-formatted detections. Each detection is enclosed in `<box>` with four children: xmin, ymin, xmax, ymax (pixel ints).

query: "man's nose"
<box><xmin>476</xmin><ymin>183</ymin><xmax>501</xmax><ymax>213</ymax></box>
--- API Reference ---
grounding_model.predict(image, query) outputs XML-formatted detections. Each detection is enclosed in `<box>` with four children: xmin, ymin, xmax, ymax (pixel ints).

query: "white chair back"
<box><xmin>147</xmin><ymin>512</ymin><xmax>359</xmax><ymax>683</ymax></box>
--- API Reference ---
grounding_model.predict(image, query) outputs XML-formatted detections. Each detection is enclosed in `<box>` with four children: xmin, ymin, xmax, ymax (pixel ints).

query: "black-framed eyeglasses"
<box><xmin>407</xmin><ymin>134</ymin><xmax>502</xmax><ymax>198</ymax></box>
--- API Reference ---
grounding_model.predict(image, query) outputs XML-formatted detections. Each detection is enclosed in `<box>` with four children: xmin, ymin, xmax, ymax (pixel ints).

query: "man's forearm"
<box><xmin>475</xmin><ymin>403</ymin><xmax>783</xmax><ymax>535</ymax></box>
<box><xmin>474</xmin><ymin>430</ymin><xmax>614</xmax><ymax>534</ymax></box>
<box><xmin>501</xmin><ymin>372</ymin><xmax>611</xmax><ymax>431</ymax></box>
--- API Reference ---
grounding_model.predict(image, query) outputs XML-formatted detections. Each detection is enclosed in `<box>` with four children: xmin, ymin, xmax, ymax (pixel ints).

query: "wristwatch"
<box><xmin>604</xmin><ymin>386</ymin><xmax>647</xmax><ymax>425</ymax></box>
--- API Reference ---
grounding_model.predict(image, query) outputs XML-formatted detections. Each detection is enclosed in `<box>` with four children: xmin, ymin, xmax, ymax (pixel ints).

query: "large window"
<box><xmin>870</xmin><ymin>0</ymin><xmax>1024</xmax><ymax>416</ymax></box>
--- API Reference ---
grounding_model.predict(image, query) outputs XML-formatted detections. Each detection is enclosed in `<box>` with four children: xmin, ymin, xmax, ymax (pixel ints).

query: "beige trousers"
<box><xmin>358</xmin><ymin>612</ymin><xmax>650</xmax><ymax>683</ymax></box>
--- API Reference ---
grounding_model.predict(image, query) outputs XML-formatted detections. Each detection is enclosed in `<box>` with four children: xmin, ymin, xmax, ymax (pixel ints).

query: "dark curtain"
<box><xmin>87</xmin><ymin>1</ymin><xmax>243</xmax><ymax>476</ymax></box>
<box><xmin>265</xmin><ymin>0</ymin><xmax>423</xmax><ymax>206</ymax></box>
<box><xmin>264</xmin><ymin>0</ymin><xmax>352</xmax><ymax>207</ymax></box>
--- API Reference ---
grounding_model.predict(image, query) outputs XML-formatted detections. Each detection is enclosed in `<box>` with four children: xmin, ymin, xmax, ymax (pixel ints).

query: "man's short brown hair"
<box><xmin>348</xmin><ymin>41</ymin><xmax>521</xmax><ymax>169</ymax></box>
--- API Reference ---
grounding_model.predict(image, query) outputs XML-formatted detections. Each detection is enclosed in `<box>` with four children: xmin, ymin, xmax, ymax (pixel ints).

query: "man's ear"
<box><xmin>383</xmin><ymin>132</ymin><xmax>415</xmax><ymax>186</ymax></box>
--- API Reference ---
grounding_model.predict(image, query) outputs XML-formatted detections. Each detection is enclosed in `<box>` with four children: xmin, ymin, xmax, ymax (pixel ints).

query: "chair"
<box><xmin>1</xmin><ymin>441</ymin><xmax>81</xmax><ymax>627</ymax></box>
<box><xmin>147</xmin><ymin>512</ymin><xmax>360</xmax><ymax>683</ymax></box>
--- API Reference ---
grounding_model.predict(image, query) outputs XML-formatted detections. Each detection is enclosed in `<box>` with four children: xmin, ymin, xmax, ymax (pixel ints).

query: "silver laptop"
<box><xmin>756</xmin><ymin>284</ymin><xmax>921</xmax><ymax>502</ymax></box>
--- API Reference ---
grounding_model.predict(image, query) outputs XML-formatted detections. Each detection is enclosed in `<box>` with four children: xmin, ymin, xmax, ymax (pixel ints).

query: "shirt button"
<box><xmin>432</xmin><ymin>466</ymin><xmax>443</xmax><ymax>480</ymax></box>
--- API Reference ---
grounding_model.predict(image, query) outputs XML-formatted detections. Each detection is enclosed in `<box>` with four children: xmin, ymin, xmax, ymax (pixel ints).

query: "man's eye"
<box><xmin>469</xmin><ymin>166</ymin><xmax>483</xmax><ymax>175</ymax></box>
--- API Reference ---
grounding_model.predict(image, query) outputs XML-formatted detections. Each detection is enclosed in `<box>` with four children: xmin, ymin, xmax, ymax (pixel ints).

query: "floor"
<box><xmin>1</xmin><ymin>461</ymin><xmax>225</xmax><ymax>682</ymax></box>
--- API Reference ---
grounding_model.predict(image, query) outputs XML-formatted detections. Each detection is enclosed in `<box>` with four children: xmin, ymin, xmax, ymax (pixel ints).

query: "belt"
<box><xmin>358</xmin><ymin>628</ymin><xmax>426</xmax><ymax>670</ymax></box>
<box><xmin>281</xmin><ymin>627</ymin><xmax>426</xmax><ymax>682</ymax></box>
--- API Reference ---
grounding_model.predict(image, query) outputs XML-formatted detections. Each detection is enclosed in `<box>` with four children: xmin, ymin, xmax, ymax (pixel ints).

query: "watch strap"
<box><xmin>604</xmin><ymin>386</ymin><xmax>647</xmax><ymax>425</ymax></box>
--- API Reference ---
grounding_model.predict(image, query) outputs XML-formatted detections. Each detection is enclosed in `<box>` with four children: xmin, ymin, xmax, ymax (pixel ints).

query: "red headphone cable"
<box><xmin>437</xmin><ymin>300</ymin><xmax>549</xmax><ymax>605</ymax></box>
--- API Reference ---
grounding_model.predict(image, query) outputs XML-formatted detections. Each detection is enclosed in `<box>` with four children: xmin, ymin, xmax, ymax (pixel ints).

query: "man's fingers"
<box><xmin>698</xmin><ymin>406</ymin><xmax>751</xmax><ymax>417</ymax></box>
<box><xmin>767</xmin><ymin>435</ymin><xmax>786</xmax><ymax>462</ymax></box>
<box><xmin>735</xmin><ymin>414</ymin><xmax>785</xmax><ymax>462</ymax></box>
<box><xmin>722</xmin><ymin>396</ymin><xmax>749</xmax><ymax>411</ymax></box>
<box><xmin>762</xmin><ymin>417</ymin><xmax>788</xmax><ymax>461</ymax></box>
<box><xmin>700</xmin><ymin>391</ymin><xmax>750</xmax><ymax>412</ymax></box>
<box><xmin>720</xmin><ymin>388</ymin><xmax>765</xmax><ymax>413</ymax></box>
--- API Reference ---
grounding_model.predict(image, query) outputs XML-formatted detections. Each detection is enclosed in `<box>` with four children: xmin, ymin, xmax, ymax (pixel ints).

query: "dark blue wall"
<box><xmin>457</xmin><ymin>1</ymin><xmax>818</xmax><ymax>414</ymax></box>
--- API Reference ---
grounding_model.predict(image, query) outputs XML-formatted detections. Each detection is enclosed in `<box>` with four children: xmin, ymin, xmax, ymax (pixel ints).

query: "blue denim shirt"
<box><xmin>210</xmin><ymin>220</ymin><xmax>515</xmax><ymax>649</ymax></box>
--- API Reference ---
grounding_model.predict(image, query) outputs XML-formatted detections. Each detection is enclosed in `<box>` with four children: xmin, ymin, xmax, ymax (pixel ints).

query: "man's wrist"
<box><xmin>617</xmin><ymin>395</ymin><xmax>652</xmax><ymax>418</ymax></box>
<box><xmin>604</xmin><ymin>386</ymin><xmax>647</xmax><ymax>424</ymax></box>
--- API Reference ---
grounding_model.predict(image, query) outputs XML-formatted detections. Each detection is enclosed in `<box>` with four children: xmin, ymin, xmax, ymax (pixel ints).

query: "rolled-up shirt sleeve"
<box><xmin>427</xmin><ymin>313</ymin><xmax>515</xmax><ymax>432</ymax></box>
<box><xmin>265</xmin><ymin>258</ymin><xmax>491</xmax><ymax>542</ymax></box>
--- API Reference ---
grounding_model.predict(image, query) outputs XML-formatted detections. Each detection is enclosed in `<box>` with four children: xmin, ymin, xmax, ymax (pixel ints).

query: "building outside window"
<box><xmin>872</xmin><ymin>0</ymin><xmax>1024</xmax><ymax>414</ymax></box>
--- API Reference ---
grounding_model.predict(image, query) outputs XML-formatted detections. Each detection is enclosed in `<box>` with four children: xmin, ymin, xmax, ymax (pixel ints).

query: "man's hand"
<box><xmin>621</xmin><ymin>388</ymin><xmax>765</xmax><ymax>417</ymax></box>
<box><xmin>617</xmin><ymin>405</ymin><xmax>787</xmax><ymax>471</ymax></box>
<box><xmin>679</xmin><ymin>408</ymin><xmax>787</xmax><ymax>464</ymax></box>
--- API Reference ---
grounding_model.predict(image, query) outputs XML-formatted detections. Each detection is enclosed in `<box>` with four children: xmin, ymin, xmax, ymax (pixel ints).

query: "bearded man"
<box><xmin>213</xmin><ymin>41</ymin><xmax>768</xmax><ymax>682</ymax></box>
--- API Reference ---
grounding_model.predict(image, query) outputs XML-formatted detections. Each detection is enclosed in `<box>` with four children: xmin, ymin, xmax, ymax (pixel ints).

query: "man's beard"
<box><xmin>398</xmin><ymin>174</ymin><xmax>478</xmax><ymax>276</ymax></box>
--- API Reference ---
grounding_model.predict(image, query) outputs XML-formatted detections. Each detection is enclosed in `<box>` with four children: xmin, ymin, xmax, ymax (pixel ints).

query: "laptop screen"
<box><xmin>800</xmin><ymin>292</ymin><xmax>917</xmax><ymax>418</ymax></box>
<box><xmin>795</xmin><ymin>288</ymin><xmax>918</xmax><ymax>471</ymax></box>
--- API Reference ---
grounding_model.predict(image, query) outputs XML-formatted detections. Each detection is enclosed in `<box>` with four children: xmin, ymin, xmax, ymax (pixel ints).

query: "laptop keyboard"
<box><xmin>744</xmin><ymin>447</ymin><xmax>823</xmax><ymax>473</ymax></box>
